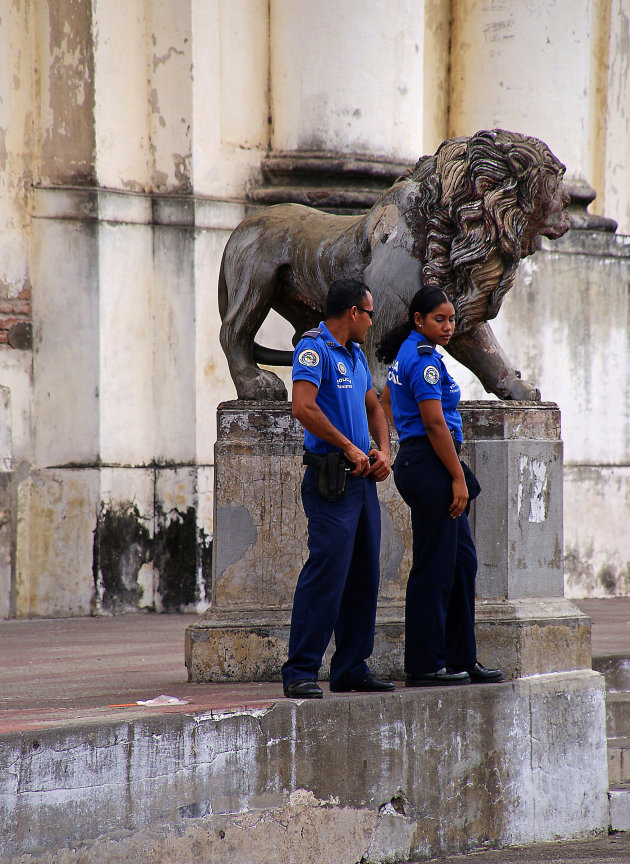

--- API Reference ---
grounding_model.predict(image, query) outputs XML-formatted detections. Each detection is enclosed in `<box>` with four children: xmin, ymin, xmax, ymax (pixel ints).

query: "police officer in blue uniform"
<box><xmin>378</xmin><ymin>286</ymin><xmax>502</xmax><ymax>686</ymax></box>
<box><xmin>282</xmin><ymin>278</ymin><xmax>395</xmax><ymax>699</ymax></box>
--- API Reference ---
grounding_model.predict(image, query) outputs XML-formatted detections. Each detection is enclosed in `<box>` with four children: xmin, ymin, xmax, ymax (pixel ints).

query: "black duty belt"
<box><xmin>302</xmin><ymin>450</ymin><xmax>354</xmax><ymax>470</ymax></box>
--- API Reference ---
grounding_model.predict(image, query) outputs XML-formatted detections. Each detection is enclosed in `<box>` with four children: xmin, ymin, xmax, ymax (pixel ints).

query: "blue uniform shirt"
<box><xmin>292</xmin><ymin>321</ymin><xmax>372</xmax><ymax>456</ymax></box>
<box><xmin>387</xmin><ymin>330</ymin><xmax>463</xmax><ymax>443</ymax></box>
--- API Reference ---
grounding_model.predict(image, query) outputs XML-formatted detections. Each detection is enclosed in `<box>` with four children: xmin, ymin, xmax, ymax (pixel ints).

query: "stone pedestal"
<box><xmin>186</xmin><ymin>400</ymin><xmax>590</xmax><ymax>682</ymax></box>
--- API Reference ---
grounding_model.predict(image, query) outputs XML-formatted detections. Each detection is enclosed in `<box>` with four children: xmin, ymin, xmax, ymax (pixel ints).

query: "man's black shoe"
<box><xmin>462</xmin><ymin>662</ymin><xmax>503</xmax><ymax>683</ymax></box>
<box><xmin>330</xmin><ymin>673</ymin><xmax>396</xmax><ymax>693</ymax></box>
<box><xmin>283</xmin><ymin>680</ymin><xmax>323</xmax><ymax>699</ymax></box>
<box><xmin>405</xmin><ymin>668</ymin><xmax>471</xmax><ymax>687</ymax></box>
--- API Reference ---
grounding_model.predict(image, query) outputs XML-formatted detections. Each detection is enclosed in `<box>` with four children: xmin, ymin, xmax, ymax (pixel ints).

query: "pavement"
<box><xmin>2</xmin><ymin>597</ymin><xmax>630</xmax><ymax>862</ymax></box>
<box><xmin>424</xmin><ymin>831</ymin><xmax>630</xmax><ymax>862</ymax></box>
<box><xmin>1</xmin><ymin>598</ymin><xmax>628</xmax><ymax>733</ymax></box>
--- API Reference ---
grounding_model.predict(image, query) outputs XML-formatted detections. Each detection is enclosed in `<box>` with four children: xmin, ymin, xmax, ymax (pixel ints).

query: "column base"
<box><xmin>185</xmin><ymin>598</ymin><xmax>591</xmax><ymax>683</ymax></box>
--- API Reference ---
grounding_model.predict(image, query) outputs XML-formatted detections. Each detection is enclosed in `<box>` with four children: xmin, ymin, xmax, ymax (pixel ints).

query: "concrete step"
<box><xmin>605</xmin><ymin>691</ymin><xmax>630</xmax><ymax>738</ymax></box>
<box><xmin>607</xmin><ymin>737</ymin><xmax>630</xmax><ymax>785</ymax></box>
<box><xmin>593</xmin><ymin>655</ymin><xmax>630</xmax><ymax>691</ymax></box>
<box><xmin>594</xmin><ymin>656</ymin><xmax>630</xmax><ymax>802</ymax></box>
<box><xmin>609</xmin><ymin>784</ymin><xmax>630</xmax><ymax>831</ymax></box>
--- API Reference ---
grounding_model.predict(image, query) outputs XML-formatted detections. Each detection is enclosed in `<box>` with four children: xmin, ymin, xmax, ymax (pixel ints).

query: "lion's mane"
<box><xmin>398</xmin><ymin>129</ymin><xmax>566</xmax><ymax>332</ymax></box>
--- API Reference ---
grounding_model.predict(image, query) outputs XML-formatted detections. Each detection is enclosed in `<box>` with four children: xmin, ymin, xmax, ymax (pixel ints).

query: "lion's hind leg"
<box><xmin>219</xmin><ymin>249</ymin><xmax>289</xmax><ymax>401</ymax></box>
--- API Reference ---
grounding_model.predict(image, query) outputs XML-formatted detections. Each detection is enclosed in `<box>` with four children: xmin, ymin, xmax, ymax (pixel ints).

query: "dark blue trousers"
<box><xmin>281</xmin><ymin>467</ymin><xmax>381</xmax><ymax>690</ymax></box>
<box><xmin>393</xmin><ymin>437</ymin><xmax>477</xmax><ymax>675</ymax></box>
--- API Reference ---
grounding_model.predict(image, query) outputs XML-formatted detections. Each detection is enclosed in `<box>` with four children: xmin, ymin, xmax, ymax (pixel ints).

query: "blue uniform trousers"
<box><xmin>393</xmin><ymin>437</ymin><xmax>477</xmax><ymax>674</ymax></box>
<box><xmin>281</xmin><ymin>466</ymin><xmax>381</xmax><ymax>690</ymax></box>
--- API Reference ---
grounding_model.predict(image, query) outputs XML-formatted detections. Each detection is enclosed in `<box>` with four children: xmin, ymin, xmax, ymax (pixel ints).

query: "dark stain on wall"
<box><xmin>93</xmin><ymin>502</ymin><xmax>213</xmax><ymax>613</ymax></box>
<box><xmin>154</xmin><ymin>506</ymin><xmax>198</xmax><ymax>610</ymax></box>
<box><xmin>199</xmin><ymin>527</ymin><xmax>213</xmax><ymax>604</ymax></box>
<box><xmin>92</xmin><ymin>504</ymin><xmax>152</xmax><ymax>613</ymax></box>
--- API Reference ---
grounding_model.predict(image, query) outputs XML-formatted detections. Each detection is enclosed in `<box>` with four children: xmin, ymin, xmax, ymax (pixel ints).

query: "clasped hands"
<box><xmin>343</xmin><ymin>443</ymin><xmax>391</xmax><ymax>481</ymax></box>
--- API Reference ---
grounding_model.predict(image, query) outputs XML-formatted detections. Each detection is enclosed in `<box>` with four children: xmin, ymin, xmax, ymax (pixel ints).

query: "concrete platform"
<box><xmin>0</xmin><ymin>599</ymin><xmax>625</xmax><ymax>863</ymax></box>
<box><xmin>1</xmin><ymin>599</ymin><xmax>626</xmax><ymax>732</ymax></box>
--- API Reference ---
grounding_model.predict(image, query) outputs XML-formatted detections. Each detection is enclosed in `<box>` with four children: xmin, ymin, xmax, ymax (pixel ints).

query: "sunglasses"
<box><xmin>350</xmin><ymin>306</ymin><xmax>374</xmax><ymax>319</ymax></box>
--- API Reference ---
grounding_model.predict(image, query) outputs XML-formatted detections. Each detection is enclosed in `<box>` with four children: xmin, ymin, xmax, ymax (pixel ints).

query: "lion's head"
<box><xmin>402</xmin><ymin>129</ymin><xmax>570</xmax><ymax>333</ymax></box>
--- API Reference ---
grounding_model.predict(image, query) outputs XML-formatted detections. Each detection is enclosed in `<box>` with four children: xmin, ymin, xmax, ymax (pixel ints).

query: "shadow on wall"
<box><xmin>92</xmin><ymin>503</ymin><xmax>212</xmax><ymax>614</ymax></box>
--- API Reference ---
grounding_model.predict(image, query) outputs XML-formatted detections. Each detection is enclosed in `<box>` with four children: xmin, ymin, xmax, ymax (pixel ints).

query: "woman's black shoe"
<box><xmin>405</xmin><ymin>668</ymin><xmax>471</xmax><ymax>687</ymax></box>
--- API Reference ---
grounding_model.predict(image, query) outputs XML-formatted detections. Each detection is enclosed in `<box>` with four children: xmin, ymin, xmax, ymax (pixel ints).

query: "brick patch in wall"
<box><xmin>0</xmin><ymin>286</ymin><xmax>32</xmax><ymax>350</ymax></box>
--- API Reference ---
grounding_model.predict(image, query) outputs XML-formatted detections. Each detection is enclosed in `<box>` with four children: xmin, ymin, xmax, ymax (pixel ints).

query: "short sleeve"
<box><xmin>408</xmin><ymin>354</ymin><xmax>443</xmax><ymax>403</ymax></box>
<box><xmin>292</xmin><ymin>338</ymin><xmax>324</xmax><ymax>387</ymax></box>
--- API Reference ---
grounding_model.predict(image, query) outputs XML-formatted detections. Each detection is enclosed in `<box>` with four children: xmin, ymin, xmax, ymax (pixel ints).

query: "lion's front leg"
<box><xmin>447</xmin><ymin>322</ymin><xmax>541</xmax><ymax>401</ymax></box>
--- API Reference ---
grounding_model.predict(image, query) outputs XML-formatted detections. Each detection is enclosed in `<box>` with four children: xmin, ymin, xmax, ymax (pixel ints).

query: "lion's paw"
<box><xmin>500</xmin><ymin>375</ymin><xmax>541</xmax><ymax>402</ymax></box>
<box><xmin>235</xmin><ymin>367</ymin><xmax>288</xmax><ymax>401</ymax></box>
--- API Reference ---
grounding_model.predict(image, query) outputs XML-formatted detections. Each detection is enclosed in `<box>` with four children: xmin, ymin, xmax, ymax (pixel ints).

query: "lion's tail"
<box><xmin>253</xmin><ymin>344</ymin><xmax>293</xmax><ymax>366</ymax></box>
<box><xmin>218</xmin><ymin>247</ymin><xmax>229</xmax><ymax>319</ymax></box>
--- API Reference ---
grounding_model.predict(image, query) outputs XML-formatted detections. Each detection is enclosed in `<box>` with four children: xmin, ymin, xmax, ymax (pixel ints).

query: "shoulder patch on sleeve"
<box><xmin>417</xmin><ymin>343</ymin><xmax>434</xmax><ymax>356</ymax></box>
<box><xmin>297</xmin><ymin>348</ymin><xmax>320</xmax><ymax>367</ymax></box>
<box><xmin>423</xmin><ymin>365</ymin><xmax>440</xmax><ymax>385</ymax></box>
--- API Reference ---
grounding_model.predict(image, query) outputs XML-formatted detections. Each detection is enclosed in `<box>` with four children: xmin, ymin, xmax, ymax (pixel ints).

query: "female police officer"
<box><xmin>378</xmin><ymin>287</ymin><xmax>502</xmax><ymax>686</ymax></box>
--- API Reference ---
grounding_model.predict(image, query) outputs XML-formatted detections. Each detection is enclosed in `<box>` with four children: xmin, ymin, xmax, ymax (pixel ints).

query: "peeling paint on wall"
<box><xmin>517</xmin><ymin>455</ymin><xmax>548</xmax><ymax>524</ymax></box>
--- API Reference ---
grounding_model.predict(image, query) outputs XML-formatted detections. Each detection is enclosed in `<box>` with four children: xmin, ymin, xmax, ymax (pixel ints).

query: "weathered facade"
<box><xmin>0</xmin><ymin>0</ymin><xmax>629</xmax><ymax>616</ymax></box>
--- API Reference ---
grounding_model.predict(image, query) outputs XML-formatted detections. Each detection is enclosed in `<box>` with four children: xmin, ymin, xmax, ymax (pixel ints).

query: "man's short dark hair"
<box><xmin>326</xmin><ymin>278</ymin><xmax>371</xmax><ymax>317</ymax></box>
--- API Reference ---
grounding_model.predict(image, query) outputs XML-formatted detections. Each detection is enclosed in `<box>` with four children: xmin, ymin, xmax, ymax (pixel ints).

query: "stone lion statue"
<box><xmin>219</xmin><ymin>129</ymin><xmax>570</xmax><ymax>401</ymax></box>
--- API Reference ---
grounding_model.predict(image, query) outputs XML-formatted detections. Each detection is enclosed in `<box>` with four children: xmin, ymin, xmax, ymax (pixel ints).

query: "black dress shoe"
<box><xmin>405</xmin><ymin>668</ymin><xmax>471</xmax><ymax>687</ymax></box>
<box><xmin>283</xmin><ymin>679</ymin><xmax>323</xmax><ymax>699</ymax></box>
<box><xmin>330</xmin><ymin>673</ymin><xmax>396</xmax><ymax>693</ymax></box>
<box><xmin>463</xmin><ymin>662</ymin><xmax>503</xmax><ymax>683</ymax></box>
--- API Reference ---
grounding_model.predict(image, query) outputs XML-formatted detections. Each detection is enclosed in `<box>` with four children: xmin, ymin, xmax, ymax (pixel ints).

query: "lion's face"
<box><xmin>418</xmin><ymin>131</ymin><xmax>571</xmax><ymax>333</ymax></box>
<box><xmin>520</xmin><ymin>172</ymin><xmax>571</xmax><ymax>258</ymax></box>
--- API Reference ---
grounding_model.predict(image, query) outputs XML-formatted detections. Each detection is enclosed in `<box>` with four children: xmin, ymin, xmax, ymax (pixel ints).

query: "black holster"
<box><xmin>303</xmin><ymin>450</ymin><xmax>349</xmax><ymax>502</ymax></box>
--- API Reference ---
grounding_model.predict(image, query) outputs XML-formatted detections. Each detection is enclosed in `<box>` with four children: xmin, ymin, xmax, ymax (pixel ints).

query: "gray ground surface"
<box><xmin>425</xmin><ymin>831</ymin><xmax>630</xmax><ymax>862</ymax></box>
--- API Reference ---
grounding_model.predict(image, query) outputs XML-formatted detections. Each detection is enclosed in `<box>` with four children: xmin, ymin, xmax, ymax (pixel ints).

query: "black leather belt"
<box><xmin>302</xmin><ymin>450</ymin><xmax>354</xmax><ymax>469</ymax></box>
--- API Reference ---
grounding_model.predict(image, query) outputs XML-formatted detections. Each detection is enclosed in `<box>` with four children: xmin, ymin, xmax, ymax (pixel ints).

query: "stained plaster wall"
<box><xmin>0</xmin><ymin>0</ymin><xmax>629</xmax><ymax>616</ymax></box>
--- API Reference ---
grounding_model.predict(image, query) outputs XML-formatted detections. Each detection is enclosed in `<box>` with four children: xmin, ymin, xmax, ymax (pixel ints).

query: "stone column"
<box><xmin>449</xmin><ymin>0</ymin><xmax>616</xmax><ymax>230</ymax></box>
<box><xmin>250</xmin><ymin>0</ymin><xmax>428</xmax><ymax>211</ymax></box>
<box><xmin>185</xmin><ymin>401</ymin><xmax>590</xmax><ymax>682</ymax></box>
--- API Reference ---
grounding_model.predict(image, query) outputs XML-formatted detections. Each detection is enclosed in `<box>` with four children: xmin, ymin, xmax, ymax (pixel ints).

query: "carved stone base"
<box><xmin>248</xmin><ymin>150</ymin><xmax>412</xmax><ymax>214</ymax></box>
<box><xmin>185</xmin><ymin>598</ymin><xmax>591</xmax><ymax>683</ymax></box>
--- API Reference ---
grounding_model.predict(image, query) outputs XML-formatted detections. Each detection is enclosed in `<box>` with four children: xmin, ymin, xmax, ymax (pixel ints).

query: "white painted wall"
<box><xmin>450</xmin><ymin>0</ymin><xmax>594</xmax><ymax>184</ymax></box>
<box><xmin>191</xmin><ymin>0</ymin><xmax>269</xmax><ymax>197</ymax></box>
<box><xmin>601</xmin><ymin>0</ymin><xmax>630</xmax><ymax>232</ymax></box>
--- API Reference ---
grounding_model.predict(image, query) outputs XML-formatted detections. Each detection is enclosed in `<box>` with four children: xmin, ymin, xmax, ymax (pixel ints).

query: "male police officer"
<box><xmin>281</xmin><ymin>278</ymin><xmax>395</xmax><ymax>698</ymax></box>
